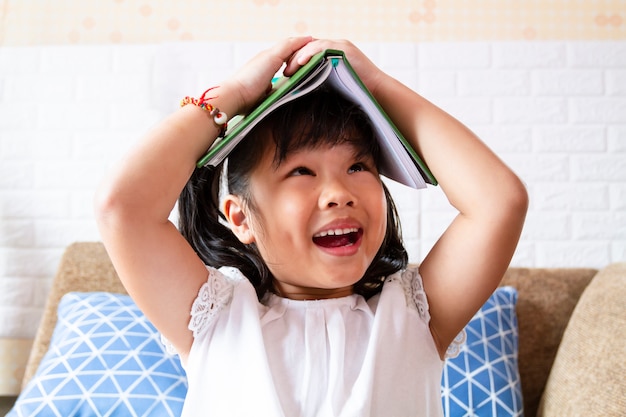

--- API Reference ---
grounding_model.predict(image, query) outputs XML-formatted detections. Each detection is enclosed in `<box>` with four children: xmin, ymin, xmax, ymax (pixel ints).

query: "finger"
<box><xmin>271</xmin><ymin>36</ymin><xmax>313</xmax><ymax>63</ymax></box>
<box><xmin>282</xmin><ymin>39</ymin><xmax>332</xmax><ymax>76</ymax></box>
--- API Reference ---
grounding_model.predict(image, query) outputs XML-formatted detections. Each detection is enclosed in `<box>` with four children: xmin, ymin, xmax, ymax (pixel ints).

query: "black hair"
<box><xmin>178</xmin><ymin>87</ymin><xmax>408</xmax><ymax>300</ymax></box>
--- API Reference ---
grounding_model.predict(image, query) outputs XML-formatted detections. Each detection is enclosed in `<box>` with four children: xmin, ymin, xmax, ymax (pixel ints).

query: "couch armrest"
<box><xmin>21</xmin><ymin>242</ymin><xmax>127</xmax><ymax>390</ymax></box>
<box><xmin>538</xmin><ymin>263</ymin><xmax>626</xmax><ymax>417</ymax></box>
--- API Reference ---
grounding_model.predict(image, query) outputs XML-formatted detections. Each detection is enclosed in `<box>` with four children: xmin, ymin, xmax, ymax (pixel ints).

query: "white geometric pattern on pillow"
<box><xmin>441</xmin><ymin>286</ymin><xmax>524</xmax><ymax>417</ymax></box>
<box><xmin>8</xmin><ymin>292</ymin><xmax>187</xmax><ymax>417</ymax></box>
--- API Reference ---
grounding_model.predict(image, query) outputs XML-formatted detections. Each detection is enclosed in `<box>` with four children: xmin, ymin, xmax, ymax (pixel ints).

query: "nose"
<box><xmin>319</xmin><ymin>177</ymin><xmax>356</xmax><ymax>209</ymax></box>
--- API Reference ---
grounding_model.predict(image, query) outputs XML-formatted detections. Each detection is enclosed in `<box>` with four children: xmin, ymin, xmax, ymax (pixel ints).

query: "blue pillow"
<box><xmin>8</xmin><ymin>292</ymin><xmax>187</xmax><ymax>417</ymax></box>
<box><xmin>441</xmin><ymin>286</ymin><xmax>524</xmax><ymax>416</ymax></box>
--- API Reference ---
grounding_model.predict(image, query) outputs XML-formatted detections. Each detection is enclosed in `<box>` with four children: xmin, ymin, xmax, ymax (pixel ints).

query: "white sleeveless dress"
<box><xmin>177</xmin><ymin>265</ymin><xmax>446</xmax><ymax>417</ymax></box>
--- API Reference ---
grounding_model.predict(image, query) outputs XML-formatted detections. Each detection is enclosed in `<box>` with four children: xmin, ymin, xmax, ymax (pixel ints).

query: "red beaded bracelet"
<box><xmin>180</xmin><ymin>87</ymin><xmax>228</xmax><ymax>138</ymax></box>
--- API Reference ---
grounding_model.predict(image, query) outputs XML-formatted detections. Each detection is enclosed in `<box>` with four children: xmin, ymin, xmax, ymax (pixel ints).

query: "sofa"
<box><xmin>9</xmin><ymin>242</ymin><xmax>626</xmax><ymax>416</ymax></box>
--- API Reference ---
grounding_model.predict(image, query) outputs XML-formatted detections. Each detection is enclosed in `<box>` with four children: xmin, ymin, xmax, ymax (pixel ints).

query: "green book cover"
<box><xmin>197</xmin><ymin>49</ymin><xmax>437</xmax><ymax>189</ymax></box>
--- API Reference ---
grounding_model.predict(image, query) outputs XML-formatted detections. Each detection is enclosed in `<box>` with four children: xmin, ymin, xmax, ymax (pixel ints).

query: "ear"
<box><xmin>222</xmin><ymin>194</ymin><xmax>255</xmax><ymax>244</ymax></box>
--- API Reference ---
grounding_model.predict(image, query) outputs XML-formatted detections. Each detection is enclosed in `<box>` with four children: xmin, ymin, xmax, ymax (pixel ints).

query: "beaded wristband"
<box><xmin>180</xmin><ymin>87</ymin><xmax>228</xmax><ymax>138</ymax></box>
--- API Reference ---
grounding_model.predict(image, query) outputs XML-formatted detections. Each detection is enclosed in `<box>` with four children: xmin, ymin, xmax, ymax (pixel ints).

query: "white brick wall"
<box><xmin>1</xmin><ymin>41</ymin><xmax>625</xmax><ymax>338</ymax></box>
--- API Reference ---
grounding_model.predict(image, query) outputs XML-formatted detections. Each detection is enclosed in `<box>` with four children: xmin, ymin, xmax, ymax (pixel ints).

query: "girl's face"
<box><xmin>227</xmin><ymin>142</ymin><xmax>387</xmax><ymax>300</ymax></box>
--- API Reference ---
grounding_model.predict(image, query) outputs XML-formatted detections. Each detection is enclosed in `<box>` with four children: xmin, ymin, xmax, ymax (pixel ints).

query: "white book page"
<box><xmin>326</xmin><ymin>60</ymin><xmax>426</xmax><ymax>189</ymax></box>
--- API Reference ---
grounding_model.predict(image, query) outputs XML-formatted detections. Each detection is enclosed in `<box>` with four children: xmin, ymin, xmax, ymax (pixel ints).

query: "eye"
<box><xmin>290</xmin><ymin>166</ymin><xmax>314</xmax><ymax>176</ymax></box>
<box><xmin>348</xmin><ymin>162</ymin><xmax>367</xmax><ymax>173</ymax></box>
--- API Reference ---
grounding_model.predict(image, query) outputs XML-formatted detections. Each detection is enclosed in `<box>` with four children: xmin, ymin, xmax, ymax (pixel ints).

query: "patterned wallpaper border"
<box><xmin>0</xmin><ymin>0</ymin><xmax>624</xmax><ymax>46</ymax></box>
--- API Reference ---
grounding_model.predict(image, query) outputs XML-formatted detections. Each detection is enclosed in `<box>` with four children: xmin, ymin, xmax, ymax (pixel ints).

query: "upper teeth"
<box><xmin>314</xmin><ymin>228</ymin><xmax>358</xmax><ymax>238</ymax></box>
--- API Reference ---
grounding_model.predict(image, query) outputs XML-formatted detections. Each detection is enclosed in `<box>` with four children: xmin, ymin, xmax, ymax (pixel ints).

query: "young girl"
<box><xmin>95</xmin><ymin>37</ymin><xmax>528</xmax><ymax>416</ymax></box>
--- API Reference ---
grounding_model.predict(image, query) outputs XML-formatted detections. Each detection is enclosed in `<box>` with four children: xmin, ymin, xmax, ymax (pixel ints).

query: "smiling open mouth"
<box><xmin>312</xmin><ymin>228</ymin><xmax>363</xmax><ymax>248</ymax></box>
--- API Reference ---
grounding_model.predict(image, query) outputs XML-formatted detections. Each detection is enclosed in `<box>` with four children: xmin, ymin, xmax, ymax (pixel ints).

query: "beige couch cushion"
<box><xmin>501</xmin><ymin>268</ymin><xmax>596</xmax><ymax>417</ymax></box>
<box><xmin>538</xmin><ymin>263</ymin><xmax>626</xmax><ymax>416</ymax></box>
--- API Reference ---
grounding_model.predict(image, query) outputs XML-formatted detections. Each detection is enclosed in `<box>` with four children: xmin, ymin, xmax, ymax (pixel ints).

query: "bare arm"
<box><xmin>382</xmin><ymin>87</ymin><xmax>528</xmax><ymax>358</ymax></box>
<box><xmin>290</xmin><ymin>40</ymin><xmax>528</xmax><ymax>358</ymax></box>
<box><xmin>94</xmin><ymin>37</ymin><xmax>314</xmax><ymax>362</ymax></box>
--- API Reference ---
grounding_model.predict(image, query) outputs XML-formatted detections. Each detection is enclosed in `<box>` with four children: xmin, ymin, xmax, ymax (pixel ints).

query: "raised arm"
<box><xmin>290</xmin><ymin>39</ymin><xmax>528</xmax><ymax>358</ymax></box>
<box><xmin>94</xmin><ymin>37</ymin><xmax>314</xmax><ymax>361</ymax></box>
<box><xmin>384</xmin><ymin>84</ymin><xmax>528</xmax><ymax>358</ymax></box>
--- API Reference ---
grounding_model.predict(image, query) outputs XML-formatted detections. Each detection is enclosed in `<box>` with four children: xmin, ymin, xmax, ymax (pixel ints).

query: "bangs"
<box><xmin>226</xmin><ymin>86</ymin><xmax>384</xmax><ymax>202</ymax></box>
<box><xmin>264</xmin><ymin>87</ymin><xmax>382</xmax><ymax>169</ymax></box>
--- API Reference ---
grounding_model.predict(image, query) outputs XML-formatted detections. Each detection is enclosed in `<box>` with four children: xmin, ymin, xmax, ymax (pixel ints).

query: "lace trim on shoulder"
<box><xmin>160</xmin><ymin>333</ymin><xmax>177</xmax><ymax>355</ymax></box>
<box><xmin>387</xmin><ymin>266</ymin><xmax>430</xmax><ymax>321</ymax></box>
<box><xmin>445</xmin><ymin>330</ymin><xmax>466</xmax><ymax>359</ymax></box>
<box><xmin>387</xmin><ymin>266</ymin><xmax>466</xmax><ymax>359</ymax></box>
<box><xmin>159</xmin><ymin>267</ymin><xmax>239</xmax><ymax>355</ymax></box>
<box><xmin>188</xmin><ymin>266</ymin><xmax>236</xmax><ymax>339</ymax></box>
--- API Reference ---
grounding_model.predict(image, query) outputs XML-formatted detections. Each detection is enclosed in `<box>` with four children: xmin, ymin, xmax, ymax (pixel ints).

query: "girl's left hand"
<box><xmin>283</xmin><ymin>39</ymin><xmax>386</xmax><ymax>97</ymax></box>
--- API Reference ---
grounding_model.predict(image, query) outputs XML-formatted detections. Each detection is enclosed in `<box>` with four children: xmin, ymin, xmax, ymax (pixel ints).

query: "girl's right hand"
<box><xmin>225</xmin><ymin>36</ymin><xmax>314</xmax><ymax>115</ymax></box>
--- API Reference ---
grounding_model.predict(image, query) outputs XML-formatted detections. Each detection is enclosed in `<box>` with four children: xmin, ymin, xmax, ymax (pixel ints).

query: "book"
<box><xmin>196</xmin><ymin>49</ymin><xmax>437</xmax><ymax>189</ymax></box>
